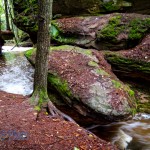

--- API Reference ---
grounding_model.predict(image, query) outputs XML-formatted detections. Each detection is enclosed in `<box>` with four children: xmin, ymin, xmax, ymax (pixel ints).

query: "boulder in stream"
<box><xmin>25</xmin><ymin>45</ymin><xmax>136</xmax><ymax>122</ymax></box>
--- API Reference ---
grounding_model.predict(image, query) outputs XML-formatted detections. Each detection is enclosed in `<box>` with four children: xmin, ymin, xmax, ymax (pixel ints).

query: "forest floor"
<box><xmin>0</xmin><ymin>91</ymin><xmax>117</xmax><ymax>150</ymax></box>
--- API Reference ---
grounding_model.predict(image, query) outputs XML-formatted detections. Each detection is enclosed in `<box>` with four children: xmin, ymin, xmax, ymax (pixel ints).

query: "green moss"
<box><xmin>128</xmin><ymin>89</ymin><xmax>135</xmax><ymax>97</ymax></box>
<box><xmin>130</xmin><ymin>107</ymin><xmax>137</xmax><ymax>116</ymax></box>
<box><xmin>112</xmin><ymin>80</ymin><xmax>122</xmax><ymax>88</ymax></box>
<box><xmin>48</xmin><ymin>73</ymin><xmax>72</xmax><ymax>98</ymax></box>
<box><xmin>88</xmin><ymin>61</ymin><xmax>99</xmax><ymax>67</ymax></box>
<box><xmin>97</xmin><ymin>15</ymin><xmax>149</xmax><ymax>43</ymax></box>
<box><xmin>95</xmin><ymin>68</ymin><xmax>109</xmax><ymax>76</ymax></box>
<box><xmin>30</xmin><ymin>87</ymin><xmax>49</xmax><ymax>111</ymax></box>
<box><xmin>97</xmin><ymin>15</ymin><xmax>122</xmax><ymax>42</ymax></box>
<box><xmin>34</xmin><ymin>106</ymin><xmax>41</xmax><ymax>111</ymax></box>
<box><xmin>50</xmin><ymin>45</ymin><xmax>94</xmax><ymax>58</ymax></box>
<box><xmin>84</xmin><ymin>50</ymin><xmax>92</xmax><ymax>56</ymax></box>
<box><xmin>51</xmin><ymin>21</ymin><xmax>63</xmax><ymax>33</ymax></box>
<box><xmin>25</xmin><ymin>48</ymin><xmax>35</xmax><ymax>58</ymax></box>
<box><xmin>128</xmin><ymin>18</ymin><xmax>150</xmax><ymax>40</ymax></box>
<box><xmin>105</xmin><ymin>53</ymin><xmax>150</xmax><ymax>74</ymax></box>
<box><xmin>137</xmin><ymin>103</ymin><xmax>150</xmax><ymax>113</ymax></box>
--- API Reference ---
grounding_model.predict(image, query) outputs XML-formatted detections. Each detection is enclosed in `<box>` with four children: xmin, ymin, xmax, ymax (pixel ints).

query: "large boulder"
<box><xmin>51</xmin><ymin>13</ymin><xmax>150</xmax><ymax>50</ymax></box>
<box><xmin>12</xmin><ymin>0</ymin><xmax>132</xmax><ymax>43</ymax></box>
<box><xmin>104</xmin><ymin>34</ymin><xmax>150</xmax><ymax>82</ymax></box>
<box><xmin>25</xmin><ymin>45</ymin><xmax>136</xmax><ymax>122</ymax></box>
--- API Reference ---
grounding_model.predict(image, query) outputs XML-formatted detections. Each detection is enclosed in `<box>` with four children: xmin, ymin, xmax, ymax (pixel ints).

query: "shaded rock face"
<box><xmin>51</xmin><ymin>13</ymin><xmax>150</xmax><ymax>50</ymax></box>
<box><xmin>13</xmin><ymin>0</ymin><xmax>132</xmax><ymax>16</ymax></box>
<box><xmin>128</xmin><ymin>0</ymin><xmax>150</xmax><ymax>14</ymax></box>
<box><xmin>13</xmin><ymin>0</ymin><xmax>38</xmax><ymax>44</ymax></box>
<box><xmin>25</xmin><ymin>45</ymin><xmax>135</xmax><ymax>122</ymax></box>
<box><xmin>104</xmin><ymin>34</ymin><xmax>150</xmax><ymax>82</ymax></box>
<box><xmin>52</xmin><ymin>0</ymin><xmax>132</xmax><ymax>15</ymax></box>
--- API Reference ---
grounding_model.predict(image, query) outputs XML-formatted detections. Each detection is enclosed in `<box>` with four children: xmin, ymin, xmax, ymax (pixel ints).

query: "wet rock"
<box><xmin>104</xmin><ymin>34</ymin><xmax>150</xmax><ymax>83</ymax></box>
<box><xmin>51</xmin><ymin>13</ymin><xmax>150</xmax><ymax>50</ymax></box>
<box><xmin>25</xmin><ymin>45</ymin><xmax>136</xmax><ymax>122</ymax></box>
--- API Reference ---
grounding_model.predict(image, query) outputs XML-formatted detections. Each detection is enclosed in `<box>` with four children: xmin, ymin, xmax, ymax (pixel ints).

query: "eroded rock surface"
<box><xmin>25</xmin><ymin>45</ymin><xmax>136</xmax><ymax>122</ymax></box>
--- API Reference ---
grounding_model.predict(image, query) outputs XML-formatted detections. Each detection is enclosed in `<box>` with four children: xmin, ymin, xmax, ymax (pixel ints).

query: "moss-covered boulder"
<box><xmin>51</xmin><ymin>13</ymin><xmax>150</xmax><ymax>50</ymax></box>
<box><xmin>12</xmin><ymin>0</ymin><xmax>132</xmax><ymax>43</ymax></box>
<box><xmin>104</xmin><ymin>34</ymin><xmax>150</xmax><ymax>82</ymax></box>
<box><xmin>25</xmin><ymin>45</ymin><xmax>136</xmax><ymax>122</ymax></box>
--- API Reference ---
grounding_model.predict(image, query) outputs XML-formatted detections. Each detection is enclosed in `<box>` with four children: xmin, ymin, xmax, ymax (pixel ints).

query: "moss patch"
<box><xmin>50</xmin><ymin>45</ymin><xmax>95</xmax><ymax>60</ymax></box>
<box><xmin>88</xmin><ymin>61</ymin><xmax>99</xmax><ymax>67</ymax></box>
<box><xmin>128</xmin><ymin>89</ymin><xmax>135</xmax><ymax>97</ymax></box>
<box><xmin>97</xmin><ymin>15</ymin><xmax>122</xmax><ymax>42</ymax></box>
<box><xmin>25</xmin><ymin>48</ymin><xmax>35</xmax><ymax>58</ymax></box>
<box><xmin>105</xmin><ymin>53</ymin><xmax>150</xmax><ymax>74</ymax></box>
<box><xmin>47</xmin><ymin>73</ymin><xmax>72</xmax><ymax>99</ymax></box>
<box><xmin>112</xmin><ymin>80</ymin><xmax>122</xmax><ymax>88</ymax></box>
<box><xmin>128</xmin><ymin>18</ymin><xmax>150</xmax><ymax>40</ymax></box>
<box><xmin>97</xmin><ymin>15</ymin><xmax>150</xmax><ymax>44</ymax></box>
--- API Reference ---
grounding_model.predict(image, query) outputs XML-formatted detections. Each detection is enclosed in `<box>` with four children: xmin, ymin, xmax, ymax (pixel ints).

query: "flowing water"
<box><xmin>87</xmin><ymin>114</ymin><xmax>150</xmax><ymax>150</ymax></box>
<box><xmin>0</xmin><ymin>46</ymin><xmax>150</xmax><ymax>150</ymax></box>
<box><xmin>0</xmin><ymin>46</ymin><xmax>34</xmax><ymax>95</ymax></box>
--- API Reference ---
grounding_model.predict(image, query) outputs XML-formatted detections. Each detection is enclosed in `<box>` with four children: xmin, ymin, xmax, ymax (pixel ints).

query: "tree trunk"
<box><xmin>32</xmin><ymin>0</ymin><xmax>74</xmax><ymax>122</ymax></box>
<box><xmin>32</xmin><ymin>0</ymin><xmax>52</xmax><ymax>107</ymax></box>
<box><xmin>4</xmin><ymin>0</ymin><xmax>10</xmax><ymax>30</ymax></box>
<box><xmin>8</xmin><ymin>0</ymin><xmax>19</xmax><ymax>45</ymax></box>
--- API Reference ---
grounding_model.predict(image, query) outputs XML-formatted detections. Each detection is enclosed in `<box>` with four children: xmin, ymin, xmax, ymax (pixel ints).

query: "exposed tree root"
<box><xmin>48</xmin><ymin>101</ymin><xmax>76</xmax><ymax>123</ymax></box>
<box><xmin>30</xmin><ymin>90</ymin><xmax>75</xmax><ymax>123</ymax></box>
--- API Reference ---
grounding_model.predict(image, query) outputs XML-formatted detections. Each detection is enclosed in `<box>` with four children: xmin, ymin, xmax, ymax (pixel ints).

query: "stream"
<box><xmin>0</xmin><ymin>46</ymin><xmax>150</xmax><ymax>150</ymax></box>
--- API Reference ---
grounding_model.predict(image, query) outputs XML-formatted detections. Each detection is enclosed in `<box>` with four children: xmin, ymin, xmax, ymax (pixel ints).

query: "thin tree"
<box><xmin>32</xmin><ymin>0</ymin><xmax>74</xmax><ymax>122</ymax></box>
<box><xmin>4</xmin><ymin>0</ymin><xmax>10</xmax><ymax>30</ymax></box>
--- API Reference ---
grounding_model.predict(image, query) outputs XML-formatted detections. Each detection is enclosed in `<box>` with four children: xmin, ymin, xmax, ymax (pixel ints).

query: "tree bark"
<box><xmin>32</xmin><ymin>0</ymin><xmax>52</xmax><ymax>106</ymax></box>
<box><xmin>4</xmin><ymin>0</ymin><xmax>10</xmax><ymax>30</ymax></box>
<box><xmin>32</xmin><ymin>0</ymin><xmax>74</xmax><ymax>122</ymax></box>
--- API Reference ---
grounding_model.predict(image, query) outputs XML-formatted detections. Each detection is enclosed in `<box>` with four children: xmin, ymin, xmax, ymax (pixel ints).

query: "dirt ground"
<box><xmin>0</xmin><ymin>91</ymin><xmax>117</xmax><ymax>150</ymax></box>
